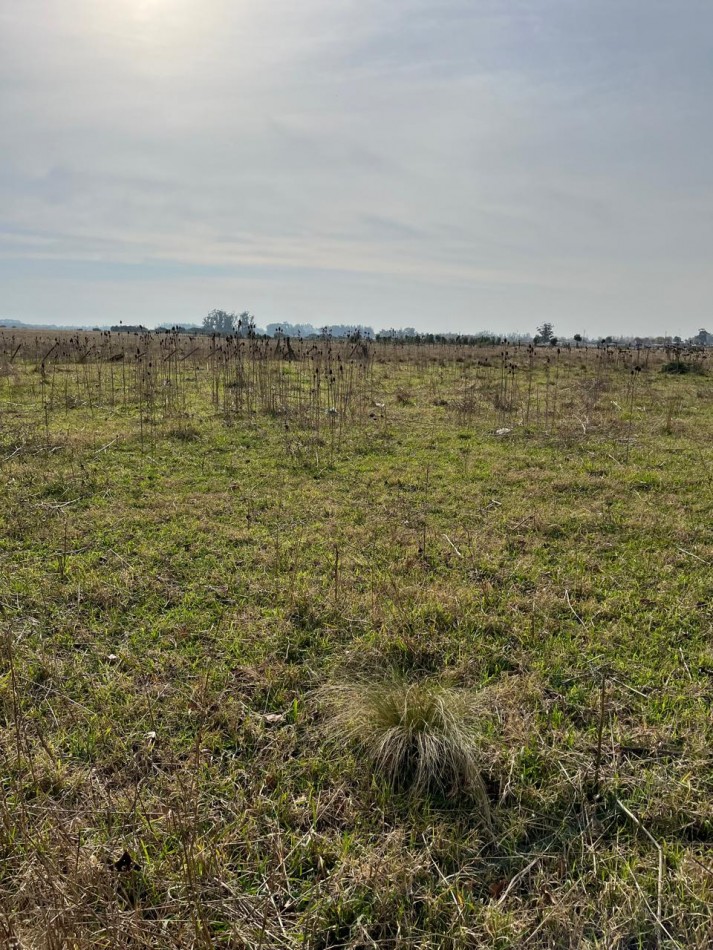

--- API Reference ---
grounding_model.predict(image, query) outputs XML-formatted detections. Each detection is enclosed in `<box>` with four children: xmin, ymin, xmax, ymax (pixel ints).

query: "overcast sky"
<box><xmin>1</xmin><ymin>1</ymin><xmax>711</xmax><ymax>336</ymax></box>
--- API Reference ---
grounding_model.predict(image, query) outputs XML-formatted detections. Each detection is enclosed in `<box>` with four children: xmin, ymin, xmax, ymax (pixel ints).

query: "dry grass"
<box><xmin>0</xmin><ymin>329</ymin><xmax>711</xmax><ymax>946</ymax></box>
<box><xmin>319</xmin><ymin>677</ymin><xmax>493</xmax><ymax>820</ymax></box>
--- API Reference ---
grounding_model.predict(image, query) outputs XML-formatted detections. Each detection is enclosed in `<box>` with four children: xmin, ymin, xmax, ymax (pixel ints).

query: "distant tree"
<box><xmin>573</xmin><ymin>333</ymin><xmax>582</xmax><ymax>345</ymax></box>
<box><xmin>236</xmin><ymin>311</ymin><xmax>255</xmax><ymax>337</ymax></box>
<box><xmin>693</xmin><ymin>328</ymin><xmax>712</xmax><ymax>345</ymax></box>
<box><xmin>203</xmin><ymin>309</ymin><xmax>237</xmax><ymax>334</ymax></box>
<box><xmin>535</xmin><ymin>322</ymin><xmax>554</xmax><ymax>345</ymax></box>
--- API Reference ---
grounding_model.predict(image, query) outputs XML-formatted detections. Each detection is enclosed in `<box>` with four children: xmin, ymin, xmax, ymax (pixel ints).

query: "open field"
<box><xmin>0</xmin><ymin>330</ymin><xmax>711</xmax><ymax>948</ymax></box>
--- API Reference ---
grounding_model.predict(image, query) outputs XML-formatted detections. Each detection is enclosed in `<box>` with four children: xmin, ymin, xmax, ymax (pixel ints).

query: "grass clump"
<box><xmin>320</xmin><ymin>677</ymin><xmax>493</xmax><ymax>818</ymax></box>
<box><xmin>661</xmin><ymin>359</ymin><xmax>706</xmax><ymax>375</ymax></box>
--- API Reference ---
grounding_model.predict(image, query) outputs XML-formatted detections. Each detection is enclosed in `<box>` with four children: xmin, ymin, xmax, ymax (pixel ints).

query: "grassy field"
<box><xmin>0</xmin><ymin>330</ymin><xmax>711</xmax><ymax>948</ymax></box>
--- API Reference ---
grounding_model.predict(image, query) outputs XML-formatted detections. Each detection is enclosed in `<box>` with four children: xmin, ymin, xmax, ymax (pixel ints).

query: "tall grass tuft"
<box><xmin>320</xmin><ymin>677</ymin><xmax>492</xmax><ymax>822</ymax></box>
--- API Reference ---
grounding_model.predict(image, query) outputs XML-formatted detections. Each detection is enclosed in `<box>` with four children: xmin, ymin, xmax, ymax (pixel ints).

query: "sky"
<box><xmin>1</xmin><ymin>1</ymin><xmax>712</xmax><ymax>337</ymax></box>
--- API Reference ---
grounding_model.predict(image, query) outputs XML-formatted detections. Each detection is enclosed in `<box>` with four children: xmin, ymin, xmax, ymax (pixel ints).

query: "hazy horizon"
<box><xmin>1</xmin><ymin>2</ymin><xmax>712</xmax><ymax>337</ymax></box>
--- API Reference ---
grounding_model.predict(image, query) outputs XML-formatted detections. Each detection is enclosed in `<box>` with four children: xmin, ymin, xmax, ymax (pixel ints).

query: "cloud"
<box><xmin>0</xmin><ymin>0</ymin><xmax>712</xmax><ymax>334</ymax></box>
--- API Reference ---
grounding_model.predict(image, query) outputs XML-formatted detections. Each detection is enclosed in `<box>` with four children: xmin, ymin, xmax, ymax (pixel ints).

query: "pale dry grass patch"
<box><xmin>318</xmin><ymin>676</ymin><xmax>493</xmax><ymax>824</ymax></box>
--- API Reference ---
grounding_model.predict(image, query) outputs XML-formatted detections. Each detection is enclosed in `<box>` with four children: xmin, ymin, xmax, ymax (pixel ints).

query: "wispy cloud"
<box><xmin>1</xmin><ymin>0</ymin><xmax>711</xmax><ymax>333</ymax></box>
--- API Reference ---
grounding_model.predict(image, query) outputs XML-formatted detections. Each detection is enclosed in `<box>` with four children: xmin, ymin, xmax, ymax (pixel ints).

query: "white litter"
<box><xmin>262</xmin><ymin>712</ymin><xmax>286</xmax><ymax>725</ymax></box>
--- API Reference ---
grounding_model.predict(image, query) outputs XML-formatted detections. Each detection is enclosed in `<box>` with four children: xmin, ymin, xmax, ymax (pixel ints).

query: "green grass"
<box><xmin>0</xmin><ymin>333</ymin><xmax>711</xmax><ymax>946</ymax></box>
